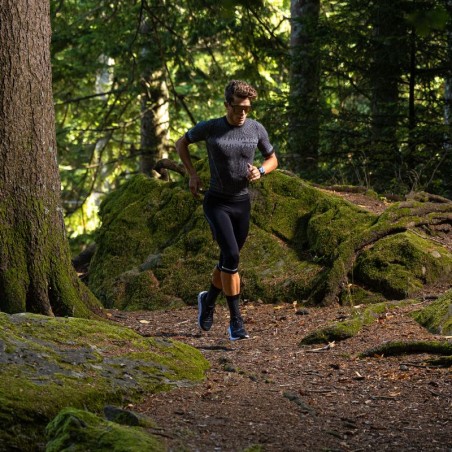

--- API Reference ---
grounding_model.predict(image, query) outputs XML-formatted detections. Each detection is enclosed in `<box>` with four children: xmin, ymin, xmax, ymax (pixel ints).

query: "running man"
<box><xmin>176</xmin><ymin>80</ymin><xmax>278</xmax><ymax>340</ymax></box>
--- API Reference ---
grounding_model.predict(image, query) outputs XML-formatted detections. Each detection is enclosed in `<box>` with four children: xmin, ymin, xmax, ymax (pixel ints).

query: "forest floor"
<box><xmin>107</xmin><ymin>191</ymin><xmax>451</xmax><ymax>452</ymax></box>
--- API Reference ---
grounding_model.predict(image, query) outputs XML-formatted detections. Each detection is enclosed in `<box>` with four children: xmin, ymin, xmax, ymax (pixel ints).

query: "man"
<box><xmin>176</xmin><ymin>80</ymin><xmax>278</xmax><ymax>340</ymax></box>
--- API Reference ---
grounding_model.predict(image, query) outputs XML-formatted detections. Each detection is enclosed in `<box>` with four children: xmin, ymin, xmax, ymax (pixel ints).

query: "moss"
<box><xmin>89</xmin><ymin>175</ymin><xmax>200</xmax><ymax>308</ymax></box>
<box><xmin>306</xmin><ymin>197</ymin><xmax>375</xmax><ymax>262</ymax></box>
<box><xmin>300</xmin><ymin>301</ymin><xmax>408</xmax><ymax>345</ymax></box>
<box><xmin>426</xmin><ymin>355</ymin><xmax>452</xmax><ymax>367</ymax></box>
<box><xmin>0</xmin><ymin>195</ymin><xmax>101</xmax><ymax>317</ymax></box>
<box><xmin>46</xmin><ymin>407</ymin><xmax>164</xmax><ymax>452</ymax></box>
<box><xmin>88</xmin><ymin>170</ymin><xmax>452</xmax><ymax>310</ymax></box>
<box><xmin>354</xmin><ymin>232</ymin><xmax>452</xmax><ymax>299</ymax></box>
<box><xmin>114</xmin><ymin>269</ymin><xmax>185</xmax><ymax>311</ymax></box>
<box><xmin>412</xmin><ymin>290</ymin><xmax>452</xmax><ymax>335</ymax></box>
<box><xmin>339</xmin><ymin>284</ymin><xmax>387</xmax><ymax>306</ymax></box>
<box><xmin>88</xmin><ymin>172</ymin><xmax>370</xmax><ymax>308</ymax></box>
<box><xmin>0</xmin><ymin>313</ymin><xmax>209</xmax><ymax>451</ymax></box>
<box><xmin>242</xmin><ymin>446</ymin><xmax>264</xmax><ymax>452</ymax></box>
<box><xmin>359</xmin><ymin>340</ymin><xmax>452</xmax><ymax>358</ymax></box>
<box><xmin>240</xmin><ymin>225</ymin><xmax>323</xmax><ymax>302</ymax></box>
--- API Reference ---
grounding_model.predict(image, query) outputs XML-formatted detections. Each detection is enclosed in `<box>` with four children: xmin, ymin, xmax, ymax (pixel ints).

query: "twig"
<box><xmin>306</xmin><ymin>342</ymin><xmax>336</xmax><ymax>353</ymax></box>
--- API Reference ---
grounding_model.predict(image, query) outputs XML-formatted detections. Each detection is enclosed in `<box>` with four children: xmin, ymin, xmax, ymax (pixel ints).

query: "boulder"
<box><xmin>0</xmin><ymin>312</ymin><xmax>208</xmax><ymax>451</ymax></box>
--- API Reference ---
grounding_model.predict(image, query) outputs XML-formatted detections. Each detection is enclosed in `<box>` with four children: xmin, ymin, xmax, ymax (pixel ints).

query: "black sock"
<box><xmin>226</xmin><ymin>294</ymin><xmax>241</xmax><ymax>320</ymax></box>
<box><xmin>205</xmin><ymin>284</ymin><xmax>221</xmax><ymax>308</ymax></box>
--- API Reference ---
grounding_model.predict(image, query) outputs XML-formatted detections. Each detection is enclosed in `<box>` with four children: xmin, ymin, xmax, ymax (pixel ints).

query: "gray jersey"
<box><xmin>186</xmin><ymin>116</ymin><xmax>274</xmax><ymax>197</ymax></box>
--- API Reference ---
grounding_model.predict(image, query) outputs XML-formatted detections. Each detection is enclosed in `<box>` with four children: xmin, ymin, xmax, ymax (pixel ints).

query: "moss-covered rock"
<box><xmin>0</xmin><ymin>312</ymin><xmax>209</xmax><ymax>451</ymax></box>
<box><xmin>354</xmin><ymin>231</ymin><xmax>452</xmax><ymax>299</ymax></box>
<box><xmin>88</xmin><ymin>170</ymin><xmax>452</xmax><ymax>309</ymax></box>
<box><xmin>412</xmin><ymin>290</ymin><xmax>452</xmax><ymax>335</ymax></box>
<box><xmin>46</xmin><ymin>407</ymin><xmax>164</xmax><ymax>452</ymax></box>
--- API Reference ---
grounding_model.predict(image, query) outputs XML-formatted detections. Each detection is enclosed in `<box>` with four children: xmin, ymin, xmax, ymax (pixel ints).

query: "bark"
<box><xmin>445</xmin><ymin>0</ymin><xmax>452</xmax><ymax>157</ymax></box>
<box><xmin>139</xmin><ymin>20</ymin><xmax>170</xmax><ymax>175</ymax></box>
<box><xmin>0</xmin><ymin>0</ymin><xmax>99</xmax><ymax>316</ymax></box>
<box><xmin>140</xmin><ymin>70</ymin><xmax>170</xmax><ymax>175</ymax></box>
<box><xmin>368</xmin><ymin>0</ymin><xmax>405</xmax><ymax>189</ymax></box>
<box><xmin>288</xmin><ymin>0</ymin><xmax>321</xmax><ymax>176</ymax></box>
<box><xmin>154</xmin><ymin>158</ymin><xmax>186</xmax><ymax>180</ymax></box>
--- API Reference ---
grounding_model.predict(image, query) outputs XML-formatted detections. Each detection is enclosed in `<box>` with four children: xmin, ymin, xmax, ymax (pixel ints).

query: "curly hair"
<box><xmin>224</xmin><ymin>80</ymin><xmax>257</xmax><ymax>104</ymax></box>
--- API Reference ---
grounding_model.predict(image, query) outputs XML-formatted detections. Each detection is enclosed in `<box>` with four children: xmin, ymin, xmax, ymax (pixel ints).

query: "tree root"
<box><xmin>426</xmin><ymin>355</ymin><xmax>452</xmax><ymax>367</ymax></box>
<box><xmin>319</xmin><ymin>196</ymin><xmax>452</xmax><ymax>305</ymax></box>
<box><xmin>359</xmin><ymin>340</ymin><xmax>452</xmax><ymax>359</ymax></box>
<box><xmin>154</xmin><ymin>158</ymin><xmax>186</xmax><ymax>180</ymax></box>
<box><xmin>299</xmin><ymin>301</ymin><xmax>407</xmax><ymax>345</ymax></box>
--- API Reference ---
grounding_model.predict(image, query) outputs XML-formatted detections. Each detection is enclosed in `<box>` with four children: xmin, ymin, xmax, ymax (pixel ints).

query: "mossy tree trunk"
<box><xmin>0</xmin><ymin>0</ymin><xmax>99</xmax><ymax>317</ymax></box>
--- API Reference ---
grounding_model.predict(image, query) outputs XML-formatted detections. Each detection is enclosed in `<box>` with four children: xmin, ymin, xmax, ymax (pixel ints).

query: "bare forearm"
<box><xmin>261</xmin><ymin>153</ymin><xmax>278</xmax><ymax>174</ymax></box>
<box><xmin>176</xmin><ymin>136</ymin><xmax>196</xmax><ymax>176</ymax></box>
<box><xmin>176</xmin><ymin>135</ymin><xmax>202</xmax><ymax>197</ymax></box>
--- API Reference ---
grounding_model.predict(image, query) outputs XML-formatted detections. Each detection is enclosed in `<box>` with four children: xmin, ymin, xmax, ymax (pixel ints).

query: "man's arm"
<box><xmin>175</xmin><ymin>135</ymin><xmax>203</xmax><ymax>197</ymax></box>
<box><xmin>261</xmin><ymin>152</ymin><xmax>278</xmax><ymax>174</ymax></box>
<box><xmin>248</xmin><ymin>152</ymin><xmax>278</xmax><ymax>182</ymax></box>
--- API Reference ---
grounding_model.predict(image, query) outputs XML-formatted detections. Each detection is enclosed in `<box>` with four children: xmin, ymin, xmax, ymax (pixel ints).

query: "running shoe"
<box><xmin>198</xmin><ymin>291</ymin><xmax>214</xmax><ymax>331</ymax></box>
<box><xmin>228</xmin><ymin>317</ymin><xmax>249</xmax><ymax>340</ymax></box>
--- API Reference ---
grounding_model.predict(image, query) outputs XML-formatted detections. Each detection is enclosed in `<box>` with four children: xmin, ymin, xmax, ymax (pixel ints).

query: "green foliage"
<box><xmin>299</xmin><ymin>0</ymin><xmax>451</xmax><ymax>195</ymax></box>
<box><xmin>51</xmin><ymin>0</ymin><xmax>290</xmax><ymax>238</ymax></box>
<box><xmin>52</xmin><ymin>0</ymin><xmax>451</xmax><ymax>241</ymax></box>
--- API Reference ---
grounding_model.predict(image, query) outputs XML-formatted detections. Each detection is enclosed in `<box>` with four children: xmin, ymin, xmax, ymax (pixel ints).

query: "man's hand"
<box><xmin>189</xmin><ymin>173</ymin><xmax>203</xmax><ymax>197</ymax></box>
<box><xmin>247</xmin><ymin>163</ymin><xmax>261</xmax><ymax>182</ymax></box>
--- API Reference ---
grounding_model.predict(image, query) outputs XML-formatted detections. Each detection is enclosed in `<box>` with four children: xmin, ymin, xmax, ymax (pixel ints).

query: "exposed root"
<box><xmin>359</xmin><ymin>340</ymin><xmax>452</xmax><ymax>359</ymax></box>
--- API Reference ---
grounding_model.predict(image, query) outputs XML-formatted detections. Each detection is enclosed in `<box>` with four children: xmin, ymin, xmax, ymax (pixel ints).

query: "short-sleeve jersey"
<box><xmin>186</xmin><ymin>116</ymin><xmax>274</xmax><ymax>198</ymax></box>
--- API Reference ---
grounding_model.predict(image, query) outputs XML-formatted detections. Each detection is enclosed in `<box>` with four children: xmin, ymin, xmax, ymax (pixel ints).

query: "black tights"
<box><xmin>203</xmin><ymin>192</ymin><xmax>250</xmax><ymax>275</ymax></box>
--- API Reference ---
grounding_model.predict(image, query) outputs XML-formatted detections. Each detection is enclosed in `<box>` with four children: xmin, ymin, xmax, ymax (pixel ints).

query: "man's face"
<box><xmin>225</xmin><ymin>95</ymin><xmax>251</xmax><ymax>127</ymax></box>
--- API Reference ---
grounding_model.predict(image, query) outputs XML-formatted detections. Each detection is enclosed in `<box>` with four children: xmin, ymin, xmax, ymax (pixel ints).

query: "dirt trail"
<box><xmin>110</xmin><ymin>300</ymin><xmax>451</xmax><ymax>452</ymax></box>
<box><xmin>106</xmin><ymin>190</ymin><xmax>451</xmax><ymax>451</ymax></box>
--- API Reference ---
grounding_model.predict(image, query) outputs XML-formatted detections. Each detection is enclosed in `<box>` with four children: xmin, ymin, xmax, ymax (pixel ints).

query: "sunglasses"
<box><xmin>229</xmin><ymin>104</ymin><xmax>252</xmax><ymax>114</ymax></box>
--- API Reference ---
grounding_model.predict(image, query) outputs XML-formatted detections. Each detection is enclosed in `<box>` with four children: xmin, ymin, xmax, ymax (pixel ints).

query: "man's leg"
<box><xmin>221</xmin><ymin>271</ymin><xmax>249</xmax><ymax>340</ymax></box>
<box><xmin>204</xmin><ymin>266</ymin><xmax>223</xmax><ymax>306</ymax></box>
<box><xmin>198</xmin><ymin>266</ymin><xmax>222</xmax><ymax>331</ymax></box>
<box><xmin>221</xmin><ymin>271</ymin><xmax>240</xmax><ymax>297</ymax></box>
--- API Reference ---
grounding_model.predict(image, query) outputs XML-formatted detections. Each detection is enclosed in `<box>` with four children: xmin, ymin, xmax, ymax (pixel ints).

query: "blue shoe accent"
<box><xmin>228</xmin><ymin>317</ymin><xmax>249</xmax><ymax>340</ymax></box>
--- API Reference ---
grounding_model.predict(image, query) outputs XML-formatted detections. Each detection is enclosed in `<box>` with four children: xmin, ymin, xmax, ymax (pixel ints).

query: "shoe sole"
<box><xmin>197</xmin><ymin>291</ymin><xmax>209</xmax><ymax>331</ymax></box>
<box><xmin>228</xmin><ymin>326</ymin><xmax>250</xmax><ymax>341</ymax></box>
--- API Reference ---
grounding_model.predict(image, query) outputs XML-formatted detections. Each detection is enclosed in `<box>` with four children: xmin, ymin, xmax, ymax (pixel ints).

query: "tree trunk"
<box><xmin>0</xmin><ymin>0</ymin><xmax>100</xmax><ymax>316</ymax></box>
<box><xmin>445</xmin><ymin>0</ymin><xmax>452</xmax><ymax>157</ymax></box>
<box><xmin>140</xmin><ymin>69</ymin><xmax>170</xmax><ymax>175</ymax></box>
<box><xmin>288</xmin><ymin>0</ymin><xmax>321</xmax><ymax>177</ymax></box>
<box><xmin>369</xmin><ymin>0</ymin><xmax>405</xmax><ymax>190</ymax></box>
<box><xmin>407</xmin><ymin>27</ymin><xmax>417</xmax><ymax>162</ymax></box>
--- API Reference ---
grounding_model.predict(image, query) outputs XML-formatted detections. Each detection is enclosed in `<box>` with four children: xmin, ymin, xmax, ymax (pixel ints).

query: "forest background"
<box><xmin>51</xmin><ymin>0</ymin><xmax>452</xmax><ymax>249</ymax></box>
<box><xmin>0</xmin><ymin>2</ymin><xmax>450</xmax><ymax>448</ymax></box>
